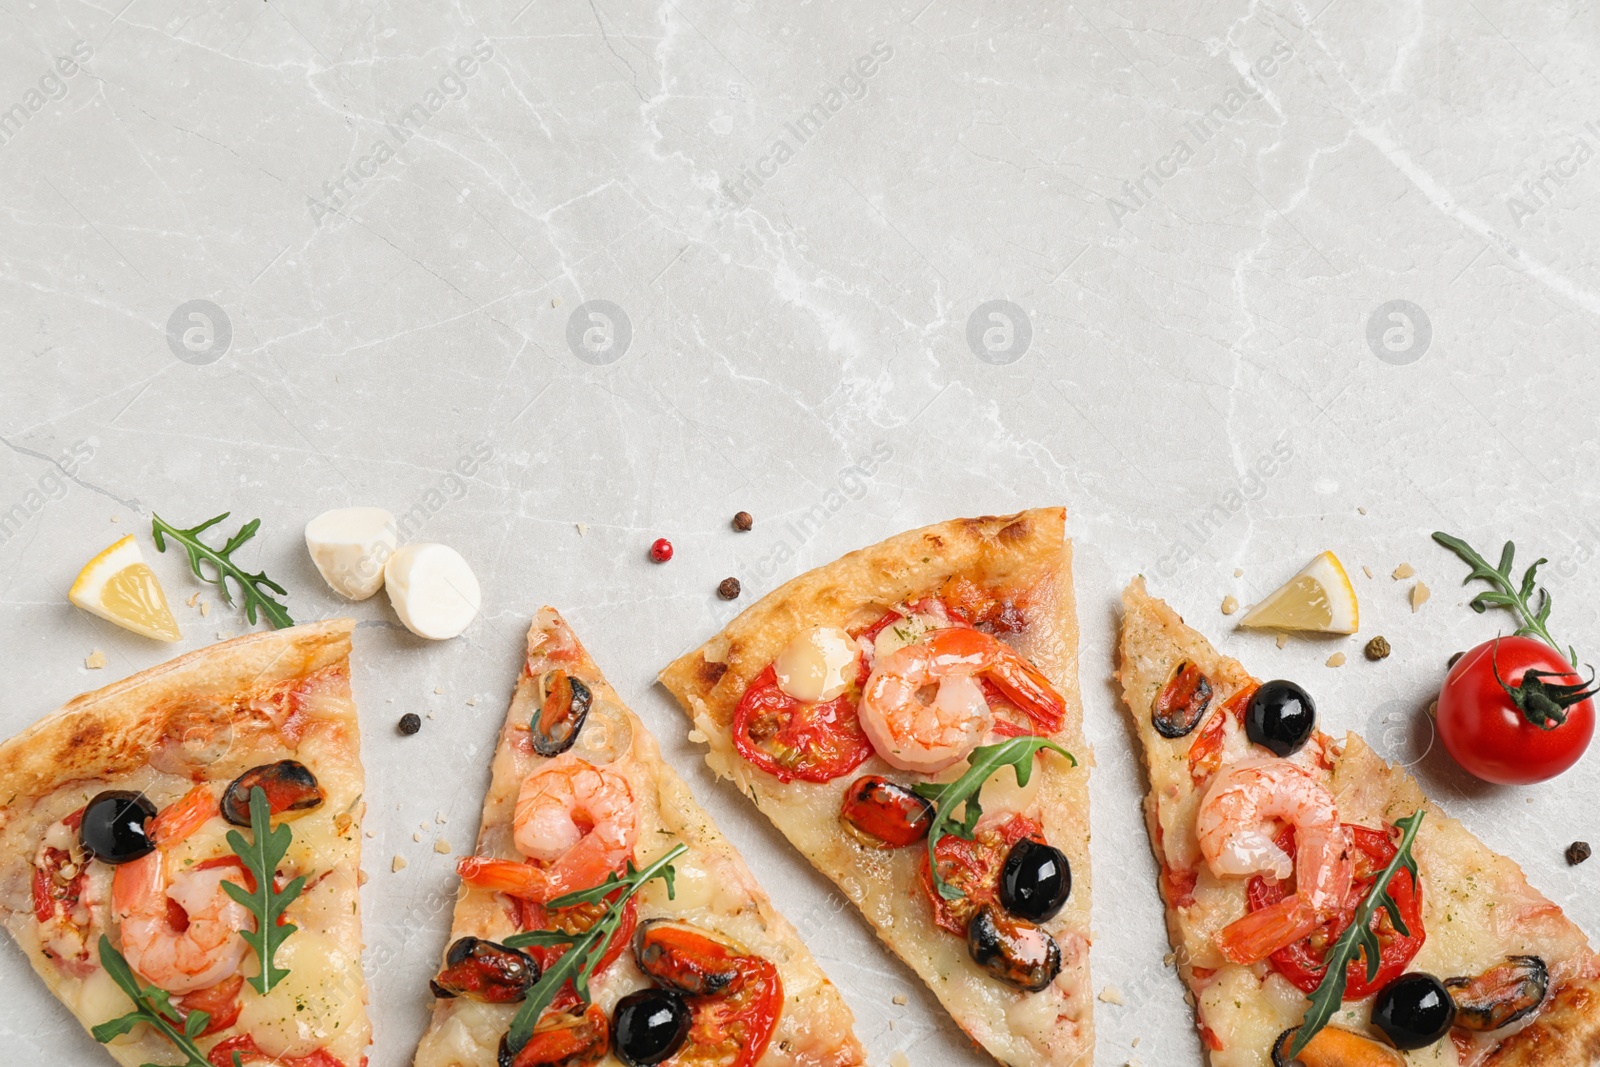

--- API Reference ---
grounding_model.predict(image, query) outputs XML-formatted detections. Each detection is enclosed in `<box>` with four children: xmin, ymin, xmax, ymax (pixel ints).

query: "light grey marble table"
<box><xmin>3</xmin><ymin>2</ymin><xmax>1599</xmax><ymax>1064</ymax></box>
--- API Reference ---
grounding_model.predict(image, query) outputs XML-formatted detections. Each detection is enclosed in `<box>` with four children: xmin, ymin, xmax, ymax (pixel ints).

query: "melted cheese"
<box><xmin>237</xmin><ymin>930</ymin><xmax>363</xmax><ymax>1058</ymax></box>
<box><xmin>773</xmin><ymin>626</ymin><xmax>857</xmax><ymax>702</ymax></box>
<box><xmin>415</xmin><ymin>1000</ymin><xmax>512</xmax><ymax>1067</ymax></box>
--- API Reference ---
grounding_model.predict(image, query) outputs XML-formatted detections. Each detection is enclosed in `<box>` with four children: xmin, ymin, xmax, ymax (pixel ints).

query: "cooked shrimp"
<box><xmin>858</xmin><ymin>627</ymin><xmax>1066</xmax><ymax>773</ymax></box>
<box><xmin>111</xmin><ymin>787</ymin><xmax>252</xmax><ymax>994</ymax></box>
<box><xmin>485</xmin><ymin>753</ymin><xmax>638</xmax><ymax>901</ymax></box>
<box><xmin>1196</xmin><ymin>758</ymin><xmax>1353</xmax><ymax>965</ymax></box>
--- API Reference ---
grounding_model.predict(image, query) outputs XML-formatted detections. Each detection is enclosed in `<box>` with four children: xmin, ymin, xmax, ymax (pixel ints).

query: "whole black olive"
<box><xmin>79</xmin><ymin>791</ymin><xmax>157</xmax><ymax>865</ymax></box>
<box><xmin>1246</xmin><ymin>680</ymin><xmax>1316</xmax><ymax>757</ymax></box>
<box><xmin>999</xmin><ymin>839</ymin><xmax>1071</xmax><ymax>922</ymax></box>
<box><xmin>612</xmin><ymin>988</ymin><xmax>691</xmax><ymax>1067</ymax></box>
<box><xmin>1373</xmin><ymin>972</ymin><xmax>1456</xmax><ymax>1050</ymax></box>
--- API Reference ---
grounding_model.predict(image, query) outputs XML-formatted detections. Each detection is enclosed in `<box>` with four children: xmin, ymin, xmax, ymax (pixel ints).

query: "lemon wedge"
<box><xmin>1238</xmin><ymin>550</ymin><xmax>1359</xmax><ymax>634</ymax></box>
<box><xmin>69</xmin><ymin>535</ymin><xmax>182</xmax><ymax>641</ymax></box>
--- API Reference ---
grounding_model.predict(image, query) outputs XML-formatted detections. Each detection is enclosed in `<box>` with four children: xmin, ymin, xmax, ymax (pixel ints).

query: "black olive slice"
<box><xmin>612</xmin><ymin>988</ymin><xmax>691</xmax><ymax>1066</ymax></box>
<box><xmin>1245</xmin><ymin>680</ymin><xmax>1317</xmax><ymax>757</ymax></box>
<box><xmin>221</xmin><ymin>760</ymin><xmax>324</xmax><ymax>826</ymax></box>
<box><xmin>1372</xmin><ymin>971</ymin><xmax>1456</xmax><ymax>1049</ymax></box>
<box><xmin>999</xmin><ymin>838</ymin><xmax>1071</xmax><ymax>922</ymax></box>
<box><xmin>79</xmin><ymin>791</ymin><xmax>158</xmax><ymax>865</ymax></box>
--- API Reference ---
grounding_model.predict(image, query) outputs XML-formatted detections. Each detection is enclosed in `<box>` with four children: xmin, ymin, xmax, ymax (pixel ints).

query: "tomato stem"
<box><xmin>1489</xmin><ymin>638</ymin><xmax>1600</xmax><ymax>730</ymax></box>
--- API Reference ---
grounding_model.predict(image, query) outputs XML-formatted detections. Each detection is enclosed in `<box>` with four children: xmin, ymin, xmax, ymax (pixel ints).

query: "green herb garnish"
<box><xmin>223</xmin><ymin>785</ymin><xmax>308</xmax><ymax>994</ymax></box>
<box><xmin>1289</xmin><ymin>810</ymin><xmax>1424</xmax><ymax>1058</ymax></box>
<box><xmin>912</xmin><ymin>737</ymin><xmax>1074</xmax><ymax>901</ymax></box>
<box><xmin>1433</xmin><ymin>532</ymin><xmax>1574</xmax><ymax>667</ymax></box>
<box><xmin>91</xmin><ymin>936</ymin><xmax>212</xmax><ymax>1067</ymax></box>
<box><xmin>152</xmin><ymin>512</ymin><xmax>294</xmax><ymax>629</ymax></box>
<box><xmin>500</xmin><ymin>843</ymin><xmax>686</xmax><ymax>1054</ymax></box>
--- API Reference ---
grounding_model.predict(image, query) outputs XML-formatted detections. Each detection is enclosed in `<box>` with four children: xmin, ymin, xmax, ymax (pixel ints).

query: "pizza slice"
<box><xmin>659</xmin><ymin>508</ymin><xmax>1094</xmax><ymax>1067</ymax></box>
<box><xmin>415</xmin><ymin>607</ymin><xmax>864</xmax><ymax>1067</ymax></box>
<box><xmin>0</xmin><ymin>619</ymin><xmax>371</xmax><ymax>1067</ymax></box>
<box><xmin>1117</xmin><ymin>576</ymin><xmax>1600</xmax><ymax>1066</ymax></box>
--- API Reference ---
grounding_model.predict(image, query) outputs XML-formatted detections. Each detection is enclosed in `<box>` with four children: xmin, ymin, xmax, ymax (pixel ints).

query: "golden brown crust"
<box><xmin>660</xmin><ymin>509</ymin><xmax>1094</xmax><ymax>1067</ymax></box>
<box><xmin>1483</xmin><ymin>978</ymin><xmax>1600</xmax><ymax>1065</ymax></box>
<box><xmin>0</xmin><ymin>619</ymin><xmax>353</xmax><ymax>813</ymax></box>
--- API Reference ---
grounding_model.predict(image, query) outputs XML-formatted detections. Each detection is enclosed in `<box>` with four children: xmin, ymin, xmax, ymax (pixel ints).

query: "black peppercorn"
<box><xmin>717</xmin><ymin>577</ymin><xmax>741</xmax><ymax>600</ymax></box>
<box><xmin>1568</xmin><ymin>841</ymin><xmax>1591</xmax><ymax>866</ymax></box>
<box><xmin>398</xmin><ymin>713</ymin><xmax>422</xmax><ymax>735</ymax></box>
<box><xmin>732</xmin><ymin>511</ymin><xmax>753</xmax><ymax>532</ymax></box>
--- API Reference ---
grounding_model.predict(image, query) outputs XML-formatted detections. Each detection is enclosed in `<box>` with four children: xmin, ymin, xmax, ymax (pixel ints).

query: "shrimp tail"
<box><xmin>1216</xmin><ymin>895</ymin><xmax>1324</xmax><ymax>964</ymax></box>
<box><xmin>988</xmin><ymin>656</ymin><xmax>1066</xmax><ymax>731</ymax></box>
<box><xmin>457</xmin><ymin>857</ymin><xmax>553</xmax><ymax>900</ymax></box>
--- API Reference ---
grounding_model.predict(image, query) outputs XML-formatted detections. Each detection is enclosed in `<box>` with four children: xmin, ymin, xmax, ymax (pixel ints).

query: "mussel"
<box><xmin>221</xmin><ymin>760</ymin><xmax>324</xmax><ymax>826</ymax></box>
<box><xmin>531</xmin><ymin>670</ymin><xmax>593</xmax><ymax>757</ymax></box>
<box><xmin>1271</xmin><ymin>1026</ymin><xmax>1405</xmax><ymax>1066</ymax></box>
<box><xmin>430</xmin><ymin>937</ymin><xmax>540</xmax><ymax>1003</ymax></box>
<box><xmin>633</xmin><ymin>919</ymin><xmax>746</xmax><ymax>997</ymax></box>
<box><xmin>966</xmin><ymin>905</ymin><xmax>1060</xmax><ymax>992</ymax></box>
<box><xmin>1153</xmin><ymin>661</ymin><xmax>1213</xmax><ymax>738</ymax></box>
<box><xmin>1444</xmin><ymin>955</ymin><xmax>1548</xmax><ymax>1032</ymax></box>
<box><xmin>498</xmin><ymin>1004</ymin><xmax>608</xmax><ymax>1067</ymax></box>
<box><xmin>839</xmin><ymin>775</ymin><xmax>933</xmax><ymax>848</ymax></box>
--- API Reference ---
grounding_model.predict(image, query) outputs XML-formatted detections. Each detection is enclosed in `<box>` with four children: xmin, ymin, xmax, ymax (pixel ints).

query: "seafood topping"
<box><xmin>1153</xmin><ymin>660</ymin><xmax>1213</xmax><ymax>738</ymax></box>
<box><xmin>1271</xmin><ymin>1026</ymin><xmax>1404</xmax><ymax>1067</ymax></box>
<box><xmin>221</xmin><ymin>761</ymin><xmax>324</xmax><ymax>827</ymax></box>
<box><xmin>611</xmin><ymin>988</ymin><xmax>692</xmax><ymax>1066</ymax></box>
<box><xmin>839</xmin><ymin>775</ymin><xmax>933</xmax><ymax>848</ymax></box>
<box><xmin>531</xmin><ymin>670</ymin><xmax>593</xmax><ymax>758</ymax></box>
<box><xmin>633</xmin><ymin>920</ymin><xmax>744</xmax><ymax>997</ymax></box>
<box><xmin>999</xmin><ymin>838</ymin><xmax>1071</xmax><ymax>923</ymax></box>
<box><xmin>498</xmin><ymin>1004</ymin><xmax>609</xmax><ymax>1067</ymax></box>
<box><xmin>966</xmin><ymin>905</ymin><xmax>1060</xmax><ymax>992</ymax></box>
<box><xmin>80</xmin><ymin>791</ymin><xmax>158</xmax><ymax>865</ymax></box>
<box><xmin>1372</xmin><ymin>972</ymin><xmax>1456</xmax><ymax>1050</ymax></box>
<box><xmin>430</xmin><ymin>937</ymin><xmax>540</xmax><ymax>1003</ymax></box>
<box><xmin>1444</xmin><ymin>955</ymin><xmax>1549</xmax><ymax>1032</ymax></box>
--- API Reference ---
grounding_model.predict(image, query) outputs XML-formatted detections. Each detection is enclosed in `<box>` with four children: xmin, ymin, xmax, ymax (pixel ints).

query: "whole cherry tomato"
<box><xmin>1436</xmin><ymin>636</ymin><xmax>1597</xmax><ymax>785</ymax></box>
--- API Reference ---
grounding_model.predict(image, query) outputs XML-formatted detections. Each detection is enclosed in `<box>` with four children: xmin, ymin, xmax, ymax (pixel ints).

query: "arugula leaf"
<box><xmin>1289</xmin><ymin>810</ymin><xmax>1425</xmax><ymax>1058</ymax></box>
<box><xmin>223</xmin><ymin>786</ymin><xmax>308</xmax><ymax>995</ymax></box>
<box><xmin>912</xmin><ymin>737</ymin><xmax>1074</xmax><ymax>901</ymax></box>
<box><xmin>152</xmin><ymin>512</ymin><xmax>294</xmax><ymax>629</ymax></box>
<box><xmin>500</xmin><ymin>843</ymin><xmax>686</xmax><ymax>1054</ymax></box>
<box><xmin>91</xmin><ymin>936</ymin><xmax>212</xmax><ymax>1067</ymax></box>
<box><xmin>1433</xmin><ymin>532</ymin><xmax>1575</xmax><ymax>667</ymax></box>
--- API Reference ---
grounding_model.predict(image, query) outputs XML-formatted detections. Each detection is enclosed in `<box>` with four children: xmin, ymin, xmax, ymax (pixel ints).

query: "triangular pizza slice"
<box><xmin>0</xmin><ymin>620</ymin><xmax>371</xmax><ymax>1067</ymax></box>
<box><xmin>1118</xmin><ymin>576</ymin><xmax>1600</xmax><ymax>1065</ymax></box>
<box><xmin>659</xmin><ymin>509</ymin><xmax>1094</xmax><ymax>1067</ymax></box>
<box><xmin>415</xmin><ymin>607</ymin><xmax>864</xmax><ymax>1067</ymax></box>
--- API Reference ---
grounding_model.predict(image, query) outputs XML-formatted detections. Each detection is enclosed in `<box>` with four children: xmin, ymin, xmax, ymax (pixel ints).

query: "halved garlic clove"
<box><xmin>305</xmin><ymin>507</ymin><xmax>397</xmax><ymax>600</ymax></box>
<box><xmin>384</xmin><ymin>543</ymin><xmax>480</xmax><ymax>639</ymax></box>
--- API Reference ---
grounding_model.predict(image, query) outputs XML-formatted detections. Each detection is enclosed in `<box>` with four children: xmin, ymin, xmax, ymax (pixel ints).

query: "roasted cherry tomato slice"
<box><xmin>178</xmin><ymin>974</ymin><xmax>244</xmax><ymax>1036</ymax></box>
<box><xmin>1247</xmin><ymin>823</ymin><xmax>1424</xmax><ymax>998</ymax></box>
<box><xmin>918</xmin><ymin>814</ymin><xmax>1043</xmax><ymax>936</ymax></box>
<box><xmin>731</xmin><ymin>664</ymin><xmax>872</xmax><ymax>783</ymax></box>
<box><xmin>674</xmin><ymin>956</ymin><xmax>783</xmax><ymax>1067</ymax></box>
<box><xmin>207</xmin><ymin>1035</ymin><xmax>346</xmax><ymax>1067</ymax></box>
<box><xmin>1187</xmin><ymin>684</ymin><xmax>1259</xmax><ymax>783</ymax></box>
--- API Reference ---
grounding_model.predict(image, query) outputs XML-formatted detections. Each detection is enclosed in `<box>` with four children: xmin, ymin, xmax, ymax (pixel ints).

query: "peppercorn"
<box><xmin>1568</xmin><ymin>841</ymin><xmax>1591</xmax><ymax>866</ymax></box>
<box><xmin>733</xmin><ymin>511</ymin><xmax>753</xmax><ymax>532</ymax></box>
<box><xmin>649</xmin><ymin>538</ymin><xmax>673</xmax><ymax>563</ymax></box>
<box><xmin>717</xmin><ymin>577</ymin><xmax>741</xmax><ymax>600</ymax></box>
<box><xmin>398</xmin><ymin>713</ymin><xmax>422</xmax><ymax>736</ymax></box>
<box><xmin>1448</xmin><ymin>650</ymin><xmax>1464</xmax><ymax>668</ymax></box>
<box><xmin>1365</xmin><ymin>636</ymin><xmax>1391</xmax><ymax>661</ymax></box>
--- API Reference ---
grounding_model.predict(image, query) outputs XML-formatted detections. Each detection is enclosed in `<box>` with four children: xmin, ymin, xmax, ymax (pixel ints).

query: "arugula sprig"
<box><xmin>1433</xmin><ymin>532</ymin><xmax>1574</xmax><ymax>667</ymax></box>
<box><xmin>912</xmin><ymin>737</ymin><xmax>1075</xmax><ymax>901</ymax></box>
<box><xmin>91</xmin><ymin>936</ymin><xmax>212</xmax><ymax>1067</ymax></box>
<box><xmin>1289</xmin><ymin>810</ymin><xmax>1425</xmax><ymax>1059</ymax></box>
<box><xmin>223</xmin><ymin>785</ymin><xmax>308</xmax><ymax>995</ymax></box>
<box><xmin>500</xmin><ymin>843</ymin><xmax>687</xmax><ymax>1054</ymax></box>
<box><xmin>152</xmin><ymin>512</ymin><xmax>294</xmax><ymax>629</ymax></box>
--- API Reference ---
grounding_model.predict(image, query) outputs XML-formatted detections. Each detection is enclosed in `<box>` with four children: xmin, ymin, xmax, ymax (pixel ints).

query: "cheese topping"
<box><xmin>773</xmin><ymin>626</ymin><xmax>857</xmax><ymax>702</ymax></box>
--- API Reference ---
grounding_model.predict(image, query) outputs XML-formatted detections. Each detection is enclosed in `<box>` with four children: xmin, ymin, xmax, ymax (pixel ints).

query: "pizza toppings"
<box><xmin>772</xmin><ymin>626</ymin><xmax>858</xmax><ymax>703</ymax></box>
<box><xmin>999</xmin><ymin>838</ymin><xmax>1071</xmax><ymax>923</ymax></box>
<box><xmin>967</xmin><ymin>905</ymin><xmax>1061</xmax><ymax>992</ymax></box>
<box><xmin>79</xmin><ymin>790</ymin><xmax>158</xmax><ymax>865</ymax></box>
<box><xmin>1244</xmin><ymin>680</ymin><xmax>1317</xmax><ymax>757</ymax></box>
<box><xmin>634</xmin><ymin>920</ymin><xmax>745</xmax><ymax>997</ymax></box>
<box><xmin>430</xmin><ymin>937</ymin><xmax>541</xmax><ymax>1003</ymax></box>
<box><xmin>530</xmin><ymin>670</ymin><xmax>593</xmax><ymax>757</ymax></box>
<box><xmin>498</xmin><ymin>1004</ymin><xmax>609</xmax><ymax>1067</ymax></box>
<box><xmin>838</xmin><ymin>775</ymin><xmax>933</xmax><ymax>848</ymax></box>
<box><xmin>732</xmin><ymin>664</ymin><xmax>872</xmax><ymax>783</ymax></box>
<box><xmin>221</xmin><ymin>761</ymin><xmax>325</xmax><ymax>826</ymax></box>
<box><xmin>1152</xmin><ymin>660</ymin><xmax>1213</xmax><ymax>738</ymax></box>
<box><xmin>1271</xmin><ymin>1026</ymin><xmax>1403</xmax><ymax>1067</ymax></box>
<box><xmin>1444</xmin><ymin>955</ymin><xmax>1549</xmax><ymax>1031</ymax></box>
<box><xmin>1371</xmin><ymin>972</ymin><xmax>1456</xmax><ymax>1049</ymax></box>
<box><xmin>612</xmin><ymin>987</ymin><xmax>692</xmax><ymax>1066</ymax></box>
<box><xmin>634</xmin><ymin>925</ymin><xmax>782</xmax><ymax>1067</ymax></box>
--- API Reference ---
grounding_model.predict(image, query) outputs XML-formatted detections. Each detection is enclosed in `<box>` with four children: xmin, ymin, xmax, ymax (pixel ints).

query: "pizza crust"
<box><xmin>660</xmin><ymin>509</ymin><xmax>1095</xmax><ymax>1067</ymax></box>
<box><xmin>1117</xmin><ymin>577</ymin><xmax>1600</xmax><ymax>1067</ymax></box>
<box><xmin>415</xmin><ymin>608</ymin><xmax>864</xmax><ymax>1067</ymax></box>
<box><xmin>0</xmin><ymin>620</ymin><xmax>370</xmax><ymax>1067</ymax></box>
